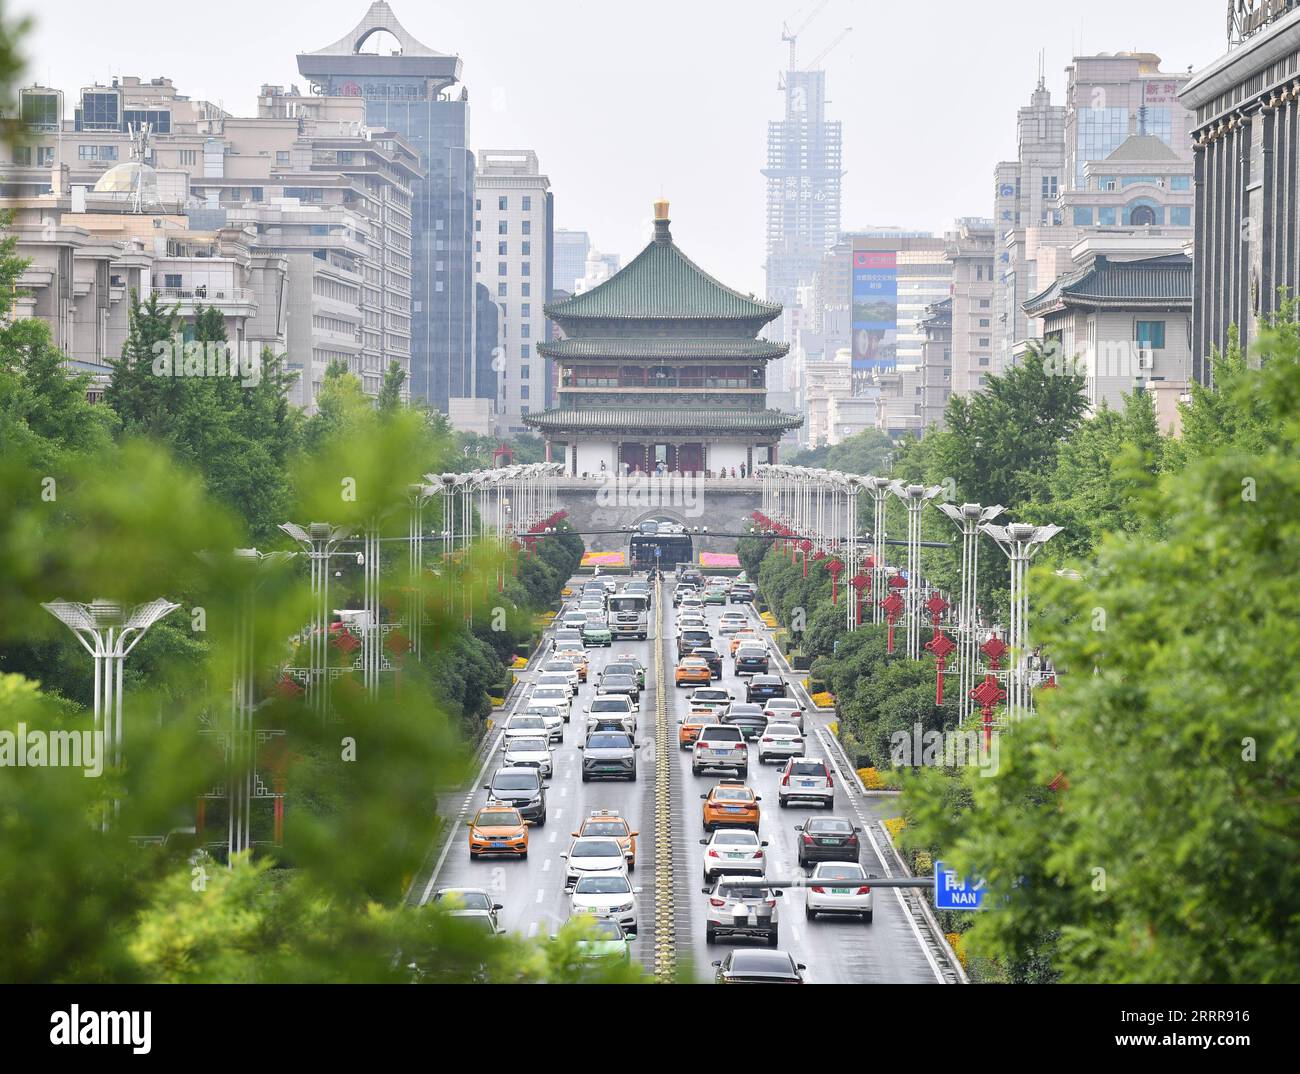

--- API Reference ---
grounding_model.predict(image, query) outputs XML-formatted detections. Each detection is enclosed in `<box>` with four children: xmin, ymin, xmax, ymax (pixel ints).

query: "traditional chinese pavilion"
<box><xmin>525</xmin><ymin>201</ymin><xmax>802</xmax><ymax>475</ymax></box>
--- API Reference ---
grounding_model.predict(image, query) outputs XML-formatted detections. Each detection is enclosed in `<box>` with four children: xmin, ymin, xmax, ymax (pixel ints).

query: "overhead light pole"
<box><xmin>862</xmin><ymin>478</ymin><xmax>893</xmax><ymax>625</ymax></box>
<box><xmin>937</xmin><ymin>502</ymin><xmax>1005</xmax><ymax>718</ymax></box>
<box><xmin>888</xmin><ymin>483</ymin><xmax>944</xmax><ymax>659</ymax></box>
<box><xmin>279</xmin><ymin>522</ymin><xmax>352</xmax><ymax>717</ymax></box>
<box><xmin>980</xmin><ymin>522</ymin><xmax>1062</xmax><ymax>724</ymax></box>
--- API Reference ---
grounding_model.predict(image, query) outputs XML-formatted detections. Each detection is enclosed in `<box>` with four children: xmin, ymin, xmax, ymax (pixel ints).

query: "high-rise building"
<box><xmin>552</xmin><ymin>229</ymin><xmax>590</xmax><ymax>295</ymax></box>
<box><xmin>763</xmin><ymin>44</ymin><xmax>844</xmax><ymax>340</ymax></box>
<box><xmin>298</xmin><ymin>1</ymin><xmax>477</xmax><ymax>413</ymax></box>
<box><xmin>474</xmin><ymin>149</ymin><xmax>553</xmax><ymax>436</ymax></box>
<box><xmin>945</xmin><ymin>219</ymin><xmax>997</xmax><ymax>401</ymax></box>
<box><xmin>1182</xmin><ymin>2</ymin><xmax>1300</xmax><ymax>383</ymax></box>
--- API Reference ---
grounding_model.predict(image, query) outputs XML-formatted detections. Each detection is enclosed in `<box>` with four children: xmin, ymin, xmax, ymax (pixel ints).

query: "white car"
<box><xmin>762</xmin><ymin>698</ymin><xmax>804</xmax><ymax>732</ymax></box>
<box><xmin>541</xmin><ymin>660</ymin><xmax>581</xmax><ymax>695</ymax></box>
<box><xmin>523</xmin><ymin>704</ymin><xmax>565</xmax><ymax>743</ymax></box>
<box><xmin>561</xmin><ymin>837</ymin><xmax>629</xmax><ymax>889</ymax></box>
<box><xmin>584</xmin><ymin>695</ymin><xmax>637</xmax><ymax>735</ymax></box>
<box><xmin>552</xmin><ymin>629</ymin><xmax>584</xmax><ymax>651</ymax></box>
<box><xmin>700</xmin><ymin>828</ymin><xmax>768</xmax><ymax>881</ymax></box>
<box><xmin>502</xmin><ymin>735</ymin><xmax>554</xmax><ymax>778</ymax></box>
<box><xmin>503</xmin><ymin>713</ymin><xmax>550</xmax><ymax>742</ymax></box>
<box><xmin>717</xmin><ymin>612</ymin><xmax>749</xmax><ymax>635</ymax></box>
<box><xmin>778</xmin><ymin>758</ymin><xmax>835</xmax><ymax>808</ymax></box>
<box><xmin>678</xmin><ymin>598</ymin><xmax>704</xmax><ymax>615</ymax></box>
<box><xmin>757</xmin><ymin>722</ymin><xmax>805</xmax><ymax>764</ymax></box>
<box><xmin>686</xmin><ymin>687</ymin><xmax>732</xmax><ymax>713</ymax></box>
<box><xmin>568</xmin><ymin>873</ymin><xmax>640</xmax><ymax>934</ymax></box>
<box><xmin>805</xmin><ymin>861</ymin><xmax>875</xmax><ymax>922</ymax></box>
<box><xmin>535</xmin><ymin>672</ymin><xmax>576</xmax><ymax>699</ymax></box>
<box><xmin>529</xmin><ymin>685</ymin><xmax>572</xmax><ymax>724</ymax></box>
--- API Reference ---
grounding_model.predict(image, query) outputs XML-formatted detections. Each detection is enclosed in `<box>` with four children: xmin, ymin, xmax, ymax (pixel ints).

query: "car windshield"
<box><xmin>493</xmin><ymin>773</ymin><xmax>539</xmax><ymax>790</ymax></box>
<box><xmin>715</xmin><ymin>831</ymin><xmax>758</xmax><ymax>845</ymax></box>
<box><xmin>702</xmin><ymin>727</ymin><xmax>743</xmax><ymax>741</ymax></box>
<box><xmin>694</xmin><ymin>690</ymin><xmax>728</xmax><ymax>701</ymax></box>
<box><xmin>587</xmin><ymin>920</ymin><xmax>624</xmax><ymax>939</ymax></box>
<box><xmin>591</xmin><ymin>699</ymin><xmax>630</xmax><ymax>712</ymax></box>
<box><xmin>509</xmin><ymin>738</ymin><xmax>547</xmax><ymax>752</ymax></box>
<box><xmin>545</xmin><ymin>663</ymin><xmax>575</xmax><ymax>673</ymax></box>
<box><xmin>533</xmin><ymin>687</ymin><xmax>566</xmax><ymax>699</ymax></box>
<box><xmin>729</xmin><ymin>951</ymin><xmax>794</xmax><ymax>973</ymax></box>
<box><xmin>526</xmin><ymin>707</ymin><xmax>559</xmax><ymax>719</ymax></box>
<box><xmin>816</xmin><ymin>865</ymin><xmax>867</xmax><ymax>881</ymax></box>
<box><xmin>683</xmin><ymin>631</ymin><xmax>710</xmax><ymax>641</ymax></box>
<box><xmin>587</xmin><ymin>734</ymin><xmax>633</xmax><ymax>749</ymax></box>
<box><xmin>475</xmin><ymin>811</ymin><xmax>518</xmax><ymax>826</ymax></box>
<box><xmin>510</xmin><ymin>717</ymin><xmax>545</xmax><ymax>729</ymax></box>
<box><xmin>556</xmin><ymin>632</ymin><xmax>582</xmax><ymax>643</ymax></box>
<box><xmin>573</xmin><ymin>839</ymin><xmax>622</xmax><ymax>858</ymax></box>
<box><xmin>602</xmin><ymin>676</ymin><xmax>634</xmax><ymax>688</ymax></box>
<box><xmin>582</xmin><ymin>821</ymin><xmax>627</xmax><ymax>837</ymax></box>
<box><xmin>605</xmin><ymin>664</ymin><xmax>635</xmax><ymax>676</ymax></box>
<box><xmin>715</xmin><ymin>787</ymin><xmax>753</xmax><ymax>801</ymax></box>
<box><xmin>436</xmin><ymin>890</ymin><xmax>490</xmax><ymax>909</ymax></box>
<box><xmin>738</xmin><ymin>647</ymin><xmax>766</xmax><ymax>657</ymax></box>
<box><xmin>789</xmin><ymin>761</ymin><xmax>828</xmax><ymax>777</ymax></box>
<box><xmin>730</xmin><ymin>705</ymin><xmax>763</xmax><ymax>716</ymax></box>
<box><xmin>686</xmin><ymin>715</ymin><xmax>719</xmax><ymax>726</ymax></box>
<box><xmin>574</xmin><ymin>875</ymin><xmax>631</xmax><ymax>894</ymax></box>
<box><xmin>808</xmin><ymin>818</ymin><xmax>853</xmax><ymax>834</ymax></box>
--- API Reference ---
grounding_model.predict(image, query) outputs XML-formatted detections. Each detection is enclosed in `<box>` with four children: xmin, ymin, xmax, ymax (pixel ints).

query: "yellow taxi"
<box><xmin>467</xmin><ymin>805</ymin><xmax>530</xmax><ymax>859</ymax></box>
<box><xmin>571</xmin><ymin>809</ymin><xmax>639</xmax><ymax>869</ymax></box>
<box><xmin>729</xmin><ymin>631</ymin><xmax>762</xmax><ymax>657</ymax></box>
<box><xmin>700</xmin><ymin>780</ymin><xmax>762</xmax><ymax>831</ymax></box>
<box><xmin>675</xmin><ymin>656</ymin><xmax>712</xmax><ymax>687</ymax></box>
<box><xmin>554</xmin><ymin>648</ymin><xmax>589</xmax><ymax>682</ymax></box>
<box><xmin>679</xmin><ymin>712</ymin><xmax>720</xmax><ymax>750</ymax></box>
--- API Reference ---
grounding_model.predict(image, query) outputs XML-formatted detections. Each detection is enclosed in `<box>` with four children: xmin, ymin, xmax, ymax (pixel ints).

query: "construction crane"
<box><xmin>781</xmin><ymin>0</ymin><xmax>831</xmax><ymax>70</ymax></box>
<box><xmin>805</xmin><ymin>26</ymin><xmax>853</xmax><ymax>71</ymax></box>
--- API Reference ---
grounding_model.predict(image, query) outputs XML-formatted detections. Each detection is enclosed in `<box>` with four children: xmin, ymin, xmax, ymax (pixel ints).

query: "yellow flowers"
<box><xmin>760</xmin><ymin>611</ymin><xmax>778</xmax><ymax>628</ymax></box>
<box><xmin>945</xmin><ymin>932</ymin><xmax>969</xmax><ymax>969</ymax></box>
<box><xmin>811</xmin><ymin>691</ymin><xmax>835</xmax><ymax>709</ymax></box>
<box><xmin>510</xmin><ymin>656</ymin><xmax>529</xmax><ymax>669</ymax></box>
<box><xmin>858</xmin><ymin>767</ymin><xmax>885</xmax><ymax>790</ymax></box>
<box><xmin>883</xmin><ymin>816</ymin><xmax>907</xmax><ymax>839</ymax></box>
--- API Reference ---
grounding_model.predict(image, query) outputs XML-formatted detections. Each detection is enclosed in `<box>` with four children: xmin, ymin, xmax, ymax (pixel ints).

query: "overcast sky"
<box><xmin>18</xmin><ymin>0</ymin><xmax>1229</xmax><ymax>294</ymax></box>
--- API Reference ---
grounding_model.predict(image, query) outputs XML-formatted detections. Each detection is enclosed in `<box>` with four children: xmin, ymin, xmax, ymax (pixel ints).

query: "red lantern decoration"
<box><xmin>880</xmin><ymin>592</ymin><xmax>905</xmax><ymax>653</ymax></box>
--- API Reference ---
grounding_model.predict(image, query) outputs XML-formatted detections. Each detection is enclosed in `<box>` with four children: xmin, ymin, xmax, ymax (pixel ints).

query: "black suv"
<box><xmin>735</xmin><ymin>644</ymin><xmax>770</xmax><ymax>676</ymax></box>
<box><xmin>484</xmin><ymin>768</ymin><xmax>546</xmax><ymax>825</ymax></box>
<box><xmin>746</xmin><ymin>675</ymin><xmax>787</xmax><ymax>703</ymax></box>
<box><xmin>693</xmin><ymin>647</ymin><xmax>723</xmax><ymax>679</ymax></box>
<box><xmin>677</xmin><ymin>628</ymin><xmax>712</xmax><ymax>659</ymax></box>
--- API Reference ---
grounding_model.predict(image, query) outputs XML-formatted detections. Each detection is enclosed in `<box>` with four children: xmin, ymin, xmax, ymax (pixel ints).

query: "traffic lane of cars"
<box><xmin>429</xmin><ymin>596</ymin><xmax>656</xmax><ymax>963</ymax></box>
<box><xmin>668</xmin><ymin>594</ymin><xmax>938</xmax><ymax>984</ymax></box>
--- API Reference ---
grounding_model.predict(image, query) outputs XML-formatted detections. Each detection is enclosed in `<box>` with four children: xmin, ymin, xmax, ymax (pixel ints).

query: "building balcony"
<box><xmin>151</xmin><ymin>287</ymin><xmax>257</xmax><ymax>315</ymax></box>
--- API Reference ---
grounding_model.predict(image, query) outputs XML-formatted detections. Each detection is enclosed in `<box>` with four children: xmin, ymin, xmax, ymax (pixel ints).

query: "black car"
<box><xmin>677</xmin><ymin>628</ymin><xmax>713</xmax><ymax>659</ymax></box>
<box><xmin>712</xmin><ymin>949</ymin><xmax>805</xmax><ymax>984</ymax></box>
<box><xmin>597</xmin><ymin>673</ymin><xmax>640</xmax><ymax>703</ymax></box>
<box><xmin>735</xmin><ymin>645</ymin><xmax>770</xmax><ymax>676</ymax></box>
<box><xmin>721</xmin><ymin>702</ymin><xmax>768</xmax><ymax>740</ymax></box>
<box><xmin>795</xmin><ymin>816</ymin><xmax>862</xmax><ymax>868</ymax></box>
<box><xmin>746</xmin><ymin>674</ymin><xmax>787</xmax><ymax>703</ymax></box>
<box><xmin>680</xmin><ymin>569</ymin><xmax>703</xmax><ymax>588</ymax></box>
<box><xmin>484</xmin><ymin>768</ymin><xmax>546</xmax><ymax>825</ymax></box>
<box><xmin>728</xmin><ymin>584</ymin><xmax>757</xmax><ymax>604</ymax></box>
<box><xmin>693</xmin><ymin>647</ymin><xmax>723</xmax><ymax>679</ymax></box>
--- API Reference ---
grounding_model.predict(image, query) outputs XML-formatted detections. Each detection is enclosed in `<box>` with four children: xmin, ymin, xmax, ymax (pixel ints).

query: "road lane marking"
<box><xmin>419</xmin><ymin>728</ymin><xmax>505</xmax><ymax>906</ymax></box>
<box><xmin>536</xmin><ymin>888</ymin><xmax>545</xmax><ymax>903</ymax></box>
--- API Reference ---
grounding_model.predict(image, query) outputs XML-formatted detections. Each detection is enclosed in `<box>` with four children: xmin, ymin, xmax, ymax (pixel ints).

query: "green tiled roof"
<box><xmin>537</xmin><ymin>337</ymin><xmax>789</xmax><ymax>361</ymax></box>
<box><xmin>545</xmin><ymin>220</ymin><xmax>782</xmax><ymax>324</ymax></box>
<box><xmin>1024</xmin><ymin>253</ymin><xmax>1192</xmax><ymax>315</ymax></box>
<box><xmin>523</xmin><ymin>407</ymin><xmax>803</xmax><ymax>435</ymax></box>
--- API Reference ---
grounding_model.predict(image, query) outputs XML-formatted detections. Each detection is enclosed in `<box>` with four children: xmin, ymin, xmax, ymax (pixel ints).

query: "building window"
<box><xmin>498</xmin><ymin>283</ymin><xmax>507</xmax><ymax>297</ymax></box>
<box><xmin>979</xmin><ymin>338</ymin><xmax>990</xmax><ymax>347</ymax></box>
<box><xmin>276</xmin><ymin>150</ymin><xmax>290</xmax><ymax>164</ymax></box>
<box><xmin>521</xmin><ymin>283</ymin><xmax>530</xmax><ymax>297</ymax></box>
<box><xmin>979</xmin><ymin>318</ymin><xmax>990</xmax><ymax>327</ymax></box>
<box><xmin>1099</xmin><ymin>206</ymin><xmax>1117</xmax><ymax>226</ymax></box>
<box><xmin>37</xmin><ymin>147</ymin><xmax>54</xmax><ymax>166</ymax></box>
<box><xmin>1042</xmin><ymin>175</ymin><xmax>1058</xmax><ymax>200</ymax></box>
<box><xmin>521</xmin><ymin>324</ymin><xmax>530</xmax><ymax>339</ymax></box>
<box><xmin>475</xmin><ymin>241</ymin><xmax>481</xmax><ymax>253</ymax></box>
<box><xmin>1073</xmin><ymin>207</ymin><xmax>1094</xmax><ymax>226</ymax></box>
<box><xmin>520</xmin><ymin>365</ymin><xmax>530</xmax><ymax>379</ymax></box>
<box><xmin>520</xmin><ymin>344</ymin><xmax>529</xmax><ymax>359</ymax></box>
<box><xmin>1136</xmin><ymin>321</ymin><xmax>1166</xmax><ymax>349</ymax></box>
<box><xmin>474</xmin><ymin>262</ymin><xmax>481</xmax><ymax>273</ymax></box>
<box><xmin>1129</xmin><ymin>204</ymin><xmax>1159</xmax><ymax>227</ymax></box>
<box><xmin>1171</xmin><ymin>175</ymin><xmax>1191</xmax><ymax>192</ymax></box>
<box><xmin>978</xmin><ymin>355</ymin><xmax>990</xmax><ymax>367</ymax></box>
<box><xmin>498</xmin><ymin>262</ymin><xmax>507</xmax><ymax>276</ymax></box>
<box><xmin>498</xmin><ymin>220</ymin><xmax>507</xmax><ymax>235</ymax></box>
<box><xmin>522</xmin><ymin>220</ymin><xmax>531</xmax><ymax>235</ymax></box>
<box><xmin>179</xmin><ymin>149</ymin><xmax>197</xmax><ymax>166</ymax></box>
<box><xmin>522</xmin><ymin>196</ymin><xmax>532</xmax><ymax>211</ymax></box>
<box><xmin>498</xmin><ymin>241</ymin><xmax>507</xmax><ymax>255</ymax></box>
<box><xmin>498</xmin><ymin>196</ymin><xmax>507</xmax><ymax>211</ymax></box>
<box><xmin>521</xmin><ymin>406</ymin><xmax>530</xmax><ymax>415</ymax></box>
<box><xmin>521</xmin><ymin>262</ymin><xmax>531</xmax><ymax>277</ymax></box>
<box><xmin>164</xmin><ymin>273</ymin><xmax>182</xmax><ymax>289</ymax></box>
<box><xmin>475</xmin><ymin>220</ymin><xmax>481</xmax><ymax>232</ymax></box>
<box><xmin>12</xmin><ymin>145</ymin><xmax>30</xmax><ymax>165</ymax></box>
<box><xmin>521</xmin><ymin>303</ymin><xmax>531</xmax><ymax>317</ymax></box>
<box><xmin>979</xmin><ymin>299</ymin><xmax>990</xmax><ymax>308</ymax></box>
<box><xmin>475</xmin><ymin>199</ymin><xmax>481</xmax><ymax>211</ymax></box>
<box><xmin>1170</xmin><ymin>206</ymin><xmax>1191</xmax><ymax>227</ymax></box>
<box><xmin>522</xmin><ymin>241</ymin><xmax>531</xmax><ymax>255</ymax></box>
<box><xmin>520</xmin><ymin>385</ymin><xmax>530</xmax><ymax>400</ymax></box>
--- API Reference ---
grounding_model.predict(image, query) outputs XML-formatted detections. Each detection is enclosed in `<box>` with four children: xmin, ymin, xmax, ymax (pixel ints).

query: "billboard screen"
<box><xmin>852</xmin><ymin>250</ymin><xmax>898</xmax><ymax>375</ymax></box>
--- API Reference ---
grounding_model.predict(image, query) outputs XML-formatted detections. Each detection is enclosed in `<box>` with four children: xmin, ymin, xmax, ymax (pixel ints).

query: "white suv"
<box><xmin>522</xmin><ymin>704</ymin><xmax>565</xmax><ymax>743</ymax></box>
<box><xmin>692</xmin><ymin>725</ymin><xmax>748</xmax><ymax>778</ymax></box>
<box><xmin>502</xmin><ymin>735</ymin><xmax>554</xmax><ymax>778</ymax></box>
<box><xmin>584</xmin><ymin>695</ymin><xmax>636</xmax><ymax>735</ymax></box>
<box><xmin>700</xmin><ymin>829</ymin><xmax>768</xmax><ymax>882</ymax></box>
<box><xmin>777</xmin><ymin>758</ymin><xmax>835</xmax><ymax>808</ymax></box>
<box><xmin>529</xmin><ymin>685</ymin><xmax>572</xmax><ymax>724</ymax></box>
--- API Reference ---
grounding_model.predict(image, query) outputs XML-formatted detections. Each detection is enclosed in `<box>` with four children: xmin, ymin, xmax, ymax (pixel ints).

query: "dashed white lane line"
<box><xmin>535</xmin><ymin>888</ymin><xmax>545</xmax><ymax>904</ymax></box>
<box><xmin>548</xmin><ymin>831</ymin><xmax>557</xmax><ymax>843</ymax></box>
<box><xmin>815</xmin><ymin>726</ymin><xmax>945</xmax><ymax>985</ymax></box>
<box><xmin>542</xmin><ymin>859</ymin><xmax>551</xmax><ymax>872</ymax></box>
<box><xmin>419</xmin><ymin>729</ymin><xmax>505</xmax><ymax>906</ymax></box>
<box><xmin>528</xmin><ymin>921</ymin><xmax>540</xmax><ymax>938</ymax></box>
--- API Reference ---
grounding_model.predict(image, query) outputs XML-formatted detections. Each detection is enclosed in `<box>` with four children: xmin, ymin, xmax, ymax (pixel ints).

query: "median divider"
<box><xmin>651</xmin><ymin>574</ymin><xmax>676</xmax><ymax>982</ymax></box>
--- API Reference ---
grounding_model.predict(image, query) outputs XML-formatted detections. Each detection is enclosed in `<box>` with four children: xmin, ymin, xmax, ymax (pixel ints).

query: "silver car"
<box><xmin>701</xmin><ymin>876</ymin><xmax>784</xmax><ymax>945</ymax></box>
<box><xmin>502</xmin><ymin>735</ymin><xmax>553</xmax><ymax>779</ymax></box>
<box><xmin>762</xmin><ymin>698</ymin><xmax>805</xmax><ymax>732</ymax></box>
<box><xmin>757</xmin><ymin>722</ymin><xmax>805</xmax><ymax>764</ymax></box>
<box><xmin>561</xmin><ymin>836</ymin><xmax>628</xmax><ymax>889</ymax></box>
<box><xmin>805</xmin><ymin>861</ymin><xmax>875</xmax><ymax>923</ymax></box>
<box><xmin>432</xmin><ymin>887</ymin><xmax>504</xmax><ymax>931</ymax></box>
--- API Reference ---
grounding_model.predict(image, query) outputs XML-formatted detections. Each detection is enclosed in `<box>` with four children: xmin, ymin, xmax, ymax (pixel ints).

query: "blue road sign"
<box><xmin>934</xmin><ymin>860</ymin><xmax>986</xmax><ymax>910</ymax></box>
<box><xmin>654</xmin><ymin>547</ymin><xmax>662</xmax><ymax>558</ymax></box>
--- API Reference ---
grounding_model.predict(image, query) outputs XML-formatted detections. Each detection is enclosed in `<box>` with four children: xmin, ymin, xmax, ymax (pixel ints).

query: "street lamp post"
<box><xmin>862</xmin><ymin>478</ymin><xmax>892</xmax><ymax>625</ymax></box>
<box><xmin>42</xmin><ymin>597</ymin><xmax>181</xmax><ymax>823</ymax></box>
<box><xmin>279</xmin><ymin>522</ymin><xmax>352</xmax><ymax>717</ymax></box>
<box><xmin>980</xmin><ymin>522</ymin><xmax>1062</xmax><ymax>724</ymax></box>
<box><xmin>937</xmin><ymin>502</ymin><xmax>1005</xmax><ymax>719</ymax></box>
<box><xmin>889</xmin><ymin>483</ymin><xmax>944</xmax><ymax>658</ymax></box>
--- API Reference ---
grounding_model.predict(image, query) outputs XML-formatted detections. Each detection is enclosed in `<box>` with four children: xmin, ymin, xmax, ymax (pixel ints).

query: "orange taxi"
<box><xmin>729</xmin><ymin>631</ymin><xmax>762</xmax><ymax>657</ymax></box>
<box><xmin>679</xmin><ymin>711</ymin><xmax>720</xmax><ymax>749</ymax></box>
<box><xmin>555</xmin><ymin>648</ymin><xmax>589</xmax><ymax>682</ymax></box>
<box><xmin>675</xmin><ymin>656</ymin><xmax>712</xmax><ymax>688</ymax></box>
<box><xmin>700</xmin><ymin>780</ymin><xmax>762</xmax><ymax>831</ymax></box>
<box><xmin>467</xmin><ymin>805</ymin><xmax>530</xmax><ymax>859</ymax></box>
<box><xmin>571</xmin><ymin>809</ymin><xmax>639</xmax><ymax>869</ymax></box>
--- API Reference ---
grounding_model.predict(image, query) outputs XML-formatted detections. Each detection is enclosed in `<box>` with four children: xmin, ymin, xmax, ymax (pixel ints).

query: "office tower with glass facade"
<box><xmin>553</xmin><ymin>229</ymin><xmax>591</xmax><ymax>295</ymax></box>
<box><xmin>298</xmin><ymin>1</ymin><xmax>477</xmax><ymax>412</ymax></box>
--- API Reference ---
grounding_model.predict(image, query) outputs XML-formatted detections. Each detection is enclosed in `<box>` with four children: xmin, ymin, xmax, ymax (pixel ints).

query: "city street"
<box><xmin>422</xmin><ymin>576</ymin><xmax>941</xmax><ymax>983</ymax></box>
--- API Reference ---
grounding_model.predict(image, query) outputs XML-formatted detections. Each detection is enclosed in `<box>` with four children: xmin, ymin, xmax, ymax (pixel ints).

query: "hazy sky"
<box><xmin>18</xmin><ymin>0</ymin><xmax>1229</xmax><ymax>294</ymax></box>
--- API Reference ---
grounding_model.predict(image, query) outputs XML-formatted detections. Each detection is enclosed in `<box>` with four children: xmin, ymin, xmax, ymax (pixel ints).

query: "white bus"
<box><xmin>607</xmin><ymin>593</ymin><xmax>649</xmax><ymax>640</ymax></box>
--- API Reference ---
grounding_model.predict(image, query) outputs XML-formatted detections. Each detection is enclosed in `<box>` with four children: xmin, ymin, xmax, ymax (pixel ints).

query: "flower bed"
<box><xmin>883</xmin><ymin>816</ymin><xmax>907</xmax><ymax>839</ymax></box>
<box><xmin>759</xmin><ymin>611</ymin><xmax>779</xmax><ymax>629</ymax></box>
<box><xmin>811</xmin><ymin>691</ymin><xmax>836</xmax><ymax>709</ymax></box>
<box><xmin>858</xmin><ymin>767</ymin><xmax>886</xmax><ymax>790</ymax></box>
<box><xmin>510</xmin><ymin>655</ymin><xmax>529</xmax><ymax>670</ymax></box>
